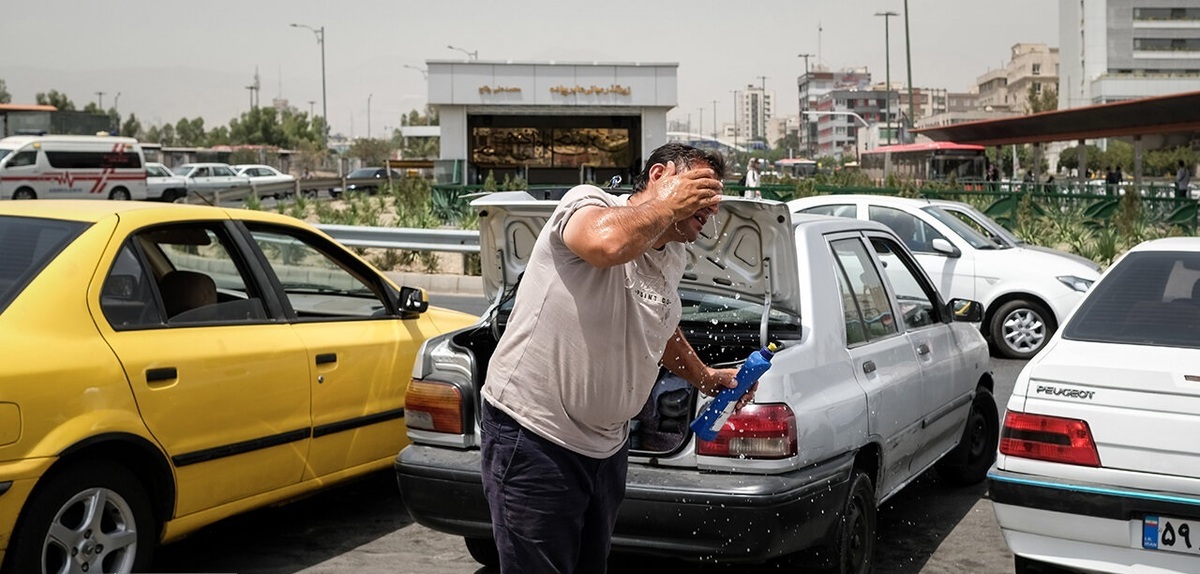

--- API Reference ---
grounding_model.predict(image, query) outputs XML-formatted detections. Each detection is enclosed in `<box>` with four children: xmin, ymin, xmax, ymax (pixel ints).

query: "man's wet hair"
<box><xmin>631</xmin><ymin>143</ymin><xmax>726</xmax><ymax>193</ymax></box>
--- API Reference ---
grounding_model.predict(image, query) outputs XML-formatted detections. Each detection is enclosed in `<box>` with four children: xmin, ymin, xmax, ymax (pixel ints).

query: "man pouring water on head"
<box><xmin>479</xmin><ymin>143</ymin><xmax>756</xmax><ymax>573</ymax></box>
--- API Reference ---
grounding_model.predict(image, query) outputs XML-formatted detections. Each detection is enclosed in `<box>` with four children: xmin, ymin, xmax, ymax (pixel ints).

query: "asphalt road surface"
<box><xmin>151</xmin><ymin>293</ymin><xmax>1026</xmax><ymax>574</ymax></box>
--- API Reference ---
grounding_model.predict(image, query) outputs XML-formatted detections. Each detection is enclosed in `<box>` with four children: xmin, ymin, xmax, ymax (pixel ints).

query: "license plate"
<box><xmin>1143</xmin><ymin>515</ymin><xmax>1200</xmax><ymax>555</ymax></box>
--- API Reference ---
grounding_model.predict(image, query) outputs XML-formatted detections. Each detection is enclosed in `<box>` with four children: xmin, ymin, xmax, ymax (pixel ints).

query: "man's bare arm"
<box><xmin>563</xmin><ymin>161</ymin><xmax>721</xmax><ymax>268</ymax></box>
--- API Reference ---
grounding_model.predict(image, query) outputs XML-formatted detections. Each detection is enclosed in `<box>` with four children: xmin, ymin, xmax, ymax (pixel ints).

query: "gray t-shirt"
<box><xmin>482</xmin><ymin>184</ymin><xmax>687</xmax><ymax>458</ymax></box>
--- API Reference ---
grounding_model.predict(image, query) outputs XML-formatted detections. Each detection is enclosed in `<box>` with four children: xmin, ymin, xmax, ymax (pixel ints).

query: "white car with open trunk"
<box><xmin>395</xmin><ymin>191</ymin><xmax>997</xmax><ymax>572</ymax></box>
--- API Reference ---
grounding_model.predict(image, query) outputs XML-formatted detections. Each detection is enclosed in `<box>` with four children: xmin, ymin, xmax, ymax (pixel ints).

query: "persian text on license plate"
<box><xmin>1143</xmin><ymin>515</ymin><xmax>1200</xmax><ymax>555</ymax></box>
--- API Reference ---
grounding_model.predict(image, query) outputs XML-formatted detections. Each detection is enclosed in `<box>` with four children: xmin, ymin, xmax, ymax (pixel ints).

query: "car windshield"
<box><xmin>0</xmin><ymin>148</ymin><xmax>13</xmax><ymax>164</ymax></box>
<box><xmin>147</xmin><ymin>164</ymin><xmax>171</xmax><ymax>177</ymax></box>
<box><xmin>921</xmin><ymin>206</ymin><xmax>1005</xmax><ymax>249</ymax></box>
<box><xmin>944</xmin><ymin>205</ymin><xmax>1023</xmax><ymax>247</ymax></box>
<box><xmin>348</xmin><ymin>169</ymin><xmax>378</xmax><ymax>178</ymax></box>
<box><xmin>0</xmin><ymin>216</ymin><xmax>90</xmax><ymax>313</ymax></box>
<box><xmin>172</xmin><ymin>165</ymin><xmax>194</xmax><ymax>176</ymax></box>
<box><xmin>1064</xmin><ymin>250</ymin><xmax>1200</xmax><ymax>349</ymax></box>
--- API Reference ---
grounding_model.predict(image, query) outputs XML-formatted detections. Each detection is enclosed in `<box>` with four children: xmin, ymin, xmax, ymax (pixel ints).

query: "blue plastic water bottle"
<box><xmin>690</xmin><ymin>343</ymin><xmax>779</xmax><ymax>442</ymax></box>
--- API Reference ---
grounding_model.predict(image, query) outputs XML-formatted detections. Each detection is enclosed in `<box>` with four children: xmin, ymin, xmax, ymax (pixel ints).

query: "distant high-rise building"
<box><xmin>1059</xmin><ymin>0</ymin><xmax>1200</xmax><ymax>108</ymax></box>
<box><xmin>737</xmin><ymin>86</ymin><xmax>774</xmax><ymax>144</ymax></box>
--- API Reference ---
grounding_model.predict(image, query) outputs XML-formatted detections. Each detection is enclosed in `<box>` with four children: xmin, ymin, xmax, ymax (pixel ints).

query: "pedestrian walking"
<box><xmin>1176</xmin><ymin>160</ymin><xmax>1192</xmax><ymax>199</ymax></box>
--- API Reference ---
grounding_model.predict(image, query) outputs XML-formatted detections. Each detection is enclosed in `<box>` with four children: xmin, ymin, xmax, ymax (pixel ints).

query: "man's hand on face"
<box><xmin>648</xmin><ymin>161</ymin><xmax>723</xmax><ymax>222</ymax></box>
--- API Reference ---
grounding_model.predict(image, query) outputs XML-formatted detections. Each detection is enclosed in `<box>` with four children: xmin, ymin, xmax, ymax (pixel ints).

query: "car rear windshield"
<box><xmin>1064</xmin><ymin>250</ymin><xmax>1200</xmax><ymax>348</ymax></box>
<box><xmin>0</xmin><ymin>216</ymin><xmax>89</xmax><ymax>313</ymax></box>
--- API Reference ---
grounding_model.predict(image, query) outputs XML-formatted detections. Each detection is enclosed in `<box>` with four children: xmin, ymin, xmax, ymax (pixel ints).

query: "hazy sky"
<box><xmin>2</xmin><ymin>1</ymin><xmax>1057</xmax><ymax>139</ymax></box>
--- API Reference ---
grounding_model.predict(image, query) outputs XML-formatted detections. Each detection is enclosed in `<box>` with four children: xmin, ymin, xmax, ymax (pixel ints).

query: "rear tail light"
<box><xmin>999</xmin><ymin>411</ymin><xmax>1100</xmax><ymax>467</ymax></box>
<box><xmin>696</xmin><ymin>403</ymin><xmax>797</xmax><ymax>459</ymax></box>
<box><xmin>406</xmin><ymin>379</ymin><xmax>464</xmax><ymax>434</ymax></box>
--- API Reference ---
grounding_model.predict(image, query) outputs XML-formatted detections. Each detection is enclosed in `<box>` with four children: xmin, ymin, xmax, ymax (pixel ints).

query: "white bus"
<box><xmin>0</xmin><ymin>135</ymin><xmax>148</xmax><ymax>200</ymax></box>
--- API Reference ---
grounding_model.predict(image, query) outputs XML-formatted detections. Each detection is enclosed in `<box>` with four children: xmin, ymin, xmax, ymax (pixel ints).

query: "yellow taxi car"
<box><xmin>0</xmin><ymin>200</ymin><xmax>477</xmax><ymax>573</ymax></box>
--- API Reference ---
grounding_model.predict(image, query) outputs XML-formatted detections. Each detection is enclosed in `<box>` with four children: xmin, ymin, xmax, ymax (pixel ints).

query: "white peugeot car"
<box><xmin>789</xmin><ymin>195</ymin><xmax>1101</xmax><ymax>359</ymax></box>
<box><xmin>990</xmin><ymin>237</ymin><xmax>1200</xmax><ymax>574</ymax></box>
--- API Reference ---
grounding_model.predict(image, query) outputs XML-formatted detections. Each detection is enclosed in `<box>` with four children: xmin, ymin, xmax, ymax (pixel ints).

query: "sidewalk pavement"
<box><xmin>385</xmin><ymin>271</ymin><xmax>484</xmax><ymax>296</ymax></box>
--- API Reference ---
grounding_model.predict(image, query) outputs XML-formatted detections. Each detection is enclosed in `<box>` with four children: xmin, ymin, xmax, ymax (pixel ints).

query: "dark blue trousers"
<box><xmin>480</xmin><ymin>400</ymin><xmax>628</xmax><ymax>574</ymax></box>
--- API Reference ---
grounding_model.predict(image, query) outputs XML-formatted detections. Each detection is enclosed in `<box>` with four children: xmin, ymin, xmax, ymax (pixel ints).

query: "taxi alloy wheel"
<box><xmin>7</xmin><ymin>461</ymin><xmax>155</xmax><ymax>574</ymax></box>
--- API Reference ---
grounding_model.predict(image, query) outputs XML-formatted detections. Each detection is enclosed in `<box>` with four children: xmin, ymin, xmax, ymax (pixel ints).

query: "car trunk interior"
<box><xmin>450</xmin><ymin>294</ymin><xmax>786</xmax><ymax>457</ymax></box>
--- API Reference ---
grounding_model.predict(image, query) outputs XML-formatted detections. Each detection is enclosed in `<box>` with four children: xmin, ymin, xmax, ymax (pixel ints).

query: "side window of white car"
<box><xmin>831</xmin><ymin>237</ymin><xmax>899</xmax><ymax>346</ymax></box>
<box><xmin>799</xmin><ymin>204</ymin><xmax>856</xmax><ymax>218</ymax></box>
<box><xmin>869</xmin><ymin>236</ymin><xmax>940</xmax><ymax>330</ymax></box>
<box><xmin>867</xmin><ymin>206</ymin><xmax>947</xmax><ymax>253</ymax></box>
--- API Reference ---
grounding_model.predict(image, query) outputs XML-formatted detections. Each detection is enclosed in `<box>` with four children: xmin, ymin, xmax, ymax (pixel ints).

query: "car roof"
<box><xmin>0</xmin><ymin>199</ymin><xmax>305</xmax><ymax>226</ymax></box>
<box><xmin>1128</xmin><ymin>237</ymin><xmax>1200</xmax><ymax>253</ymax></box>
<box><xmin>788</xmin><ymin>194</ymin><xmax>941</xmax><ymax>210</ymax></box>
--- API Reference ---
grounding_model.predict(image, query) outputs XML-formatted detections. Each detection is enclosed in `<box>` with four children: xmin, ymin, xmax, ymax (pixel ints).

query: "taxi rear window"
<box><xmin>0</xmin><ymin>215</ymin><xmax>89</xmax><ymax>313</ymax></box>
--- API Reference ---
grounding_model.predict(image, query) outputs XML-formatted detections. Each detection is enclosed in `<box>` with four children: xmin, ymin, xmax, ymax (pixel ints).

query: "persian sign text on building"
<box><xmin>549</xmin><ymin>84</ymin><xmax>632</xmax><ymax>96</ymax></box>
<box><xmin>479</xmin><ymin>86</ymin><xmax>522</xmax><ymax>94</ymax></box>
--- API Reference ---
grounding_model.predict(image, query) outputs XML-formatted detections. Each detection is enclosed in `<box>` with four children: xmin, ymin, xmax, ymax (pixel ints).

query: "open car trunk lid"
<box><xmin>472</xmin><ymin>191</ymin><xmax>800</xmax><ymax>321</ymax></box>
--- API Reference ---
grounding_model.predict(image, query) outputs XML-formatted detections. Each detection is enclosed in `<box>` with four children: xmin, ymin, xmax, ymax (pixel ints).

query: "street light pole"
<box><xmin>402</xmin><ymin>64</ymin><xmax>428</xmax><ymax>80</ymax></box>
<box><xmin>95</xmin><ymin>91</ymin><xmax>106</xmax><ymax>110</ymax></box>
<box><xmin>730</xmin><ymin>90</ymin><xmax>740</xmax><ymax>154</ymax></box>
<box><xmin>697</xmin><ymin>108</ymin><xmax>704</xmax><ymax>143</ymax></box>
<box><xmin>447</xmin><ymin>45</ymin><xmax>478</xmax><ymax>60</ymax></box>
<box><xmin>291</xmin><ymin>23</ymin><xmax>328</xmax><ymax>149</ymax></box>
<box><xmin>113</xmin><ymin>92</ymin><xmax>121</xmax><ymax>134</ymax></box>
<box><xmin>711</xmin><ymin>99</ymin><xmax>718</xmax><ymax>142</ymax></box>
<box><xmin>903</xmin><ymin>0</ymin><xmax>915</xmax><ymax>127</ymax></box>
<box><xmin>876</xmin><ymin>11</ymin><xmax>898</xmax><ymax>145</ymax></box>
<box><xmin>802</xmin><ymin>110</ymin><xmax>870</xmax><ymax>160</ymax></box>
<box><xmin>367</xmin><ymin>93</ymin><xmax>373</xmax><ymax>139</ymax></box>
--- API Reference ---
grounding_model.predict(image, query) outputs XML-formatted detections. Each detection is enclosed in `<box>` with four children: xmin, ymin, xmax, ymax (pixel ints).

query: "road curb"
<box><xmin>386</xmin><ymin>271</ymin><xmax>484</xmax><ymax>296</ymax></box>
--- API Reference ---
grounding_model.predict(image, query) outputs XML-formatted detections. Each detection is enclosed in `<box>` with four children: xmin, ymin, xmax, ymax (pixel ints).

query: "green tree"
<box><xmin>773</xmin><ymin>132</ymin><xmax>801</xmax><ymax>158</ymax></box>
<box><xmin>206</xmin><ymin>125</ymin><xmax>231</xmax><ymax>146</ymax></box>
<box><xmin>35</xmin><ymin>90</ymin><xmax>75</xmax><ymax>111</ymax></box>
<box><xmin>347</xmin><ymin>138</ymin><xmax>392</xmax><ymax>166</ymax></box>
<box><xmin>121</xmin><ymin>113</ymin><xmax>142</xmax><ymax>139</ymax></box>
<box><xmin>175</xmin><ymin>117</ymin><xmax>206</xmax><ymax>147</ymax></box>
<box><xmin>1027</xmin><ymin>84</ymin><xmax>1058</xmax><ymax>114</ymax></box>
<box><xmin>0</xmin><ymin>79</ymin><xmax>11</xmax><ymax>104</ymax></box>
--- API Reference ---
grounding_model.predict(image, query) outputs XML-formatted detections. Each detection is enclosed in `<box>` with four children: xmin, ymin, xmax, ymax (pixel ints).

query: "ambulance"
<box><xmin>0</xmin><ymin>134</ymin><xmax>148</xmax><ymax>200</ymax></box>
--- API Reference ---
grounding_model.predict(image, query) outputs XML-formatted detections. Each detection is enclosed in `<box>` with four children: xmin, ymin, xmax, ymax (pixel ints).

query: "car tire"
<box><xmin>935</xmin><ymin>387</ymin><xmax>1000</xmax><ymax>486</ymax></box>
<box><xmin>989</xmin><ymin>299</ymin><xmax>1055</xmax><ymax>360</ymax></box>
<box><xmin>832</xmin><ymin>469</ymin><xmax>876</xmax><ymax>574</ymax></box>
<box><xmin>464</xmin><ymin>536</ymin><xmax>499</xmax><ymax>568</ymax></box>
<box><xmin>5</xmin><ymin>460</ymin><xmax>156</xmax><ymax>574</ymax></box>
<box><xmin>13</xmin><ymin>187</ymin><xmax>36</xmax><ymax>200</ymax></box>
<box><xmin>161</xmin><ymin>189</ymin><xmax>183</xmax><ymax>203</ymax></box>
<box><xmin>108</xmin><ymin>187</ymin><xmax>131</xmax><ymax>201</ymax></box>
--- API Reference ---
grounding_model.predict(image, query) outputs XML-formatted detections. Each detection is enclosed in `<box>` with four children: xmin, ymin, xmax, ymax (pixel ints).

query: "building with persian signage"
<box><xmin>427</xmin><ymin>60</ymin><xmax>677</xmax><ymax>186</ymax></box>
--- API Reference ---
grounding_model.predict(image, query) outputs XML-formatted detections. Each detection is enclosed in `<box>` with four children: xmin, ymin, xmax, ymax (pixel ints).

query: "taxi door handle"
<box><xmin>146</xmin><ymin>367</ymin><xmax>178</xmax><ymax>383</ymax></box>
<box><xmin>316</xmin><ymin>353</ymin><xmax>338</xmax><ymax>365</ymax></box>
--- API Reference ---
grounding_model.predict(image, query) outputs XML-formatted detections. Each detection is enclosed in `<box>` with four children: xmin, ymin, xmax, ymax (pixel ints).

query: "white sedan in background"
<box><xmin>990</xmin><ymin>237</ymin><xmax>1200</xmax><ymax>574</ymax></box>
<box><xmin>789</xmin><ymin>194</ymin><xmax>1101</xmax><ymax>359</ymax></box>
<box><xmin>172</xmin><ymin>163</ymin><xmax>251</xmax><ymax>195</ymax></box>
<box><xmin>232</xmin><ymin>164</ymin><xmax>296</xmax><ymax>199</ymax></box>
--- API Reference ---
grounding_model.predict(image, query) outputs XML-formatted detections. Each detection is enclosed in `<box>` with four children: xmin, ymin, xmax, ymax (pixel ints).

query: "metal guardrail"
<box><xmin>315</xmin><ymin>224</ymin><xmax>480</xmax><ymax>254</ymax></box>
<box><xmin>181</xmin><ymin>176</ymin><xmax>395</xmax><ymax>204</ymax></box>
